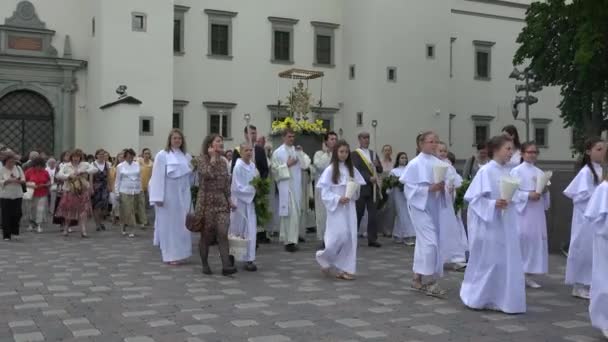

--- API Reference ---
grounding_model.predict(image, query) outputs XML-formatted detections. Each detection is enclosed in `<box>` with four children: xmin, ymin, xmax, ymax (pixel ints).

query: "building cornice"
<box><xmin>268</xmin><ymin>16</ymin><xmax>299</xmax><ymax>25</ymax></box>
<box><xmin>465</xmin><ymin>0</ymin><xmax>530</xmax><ymax>10</ymax></box>
<box><xmin>174</xmin><ymin>5</ymin><xmax>190</xmax><ymax>13</ymax></box>
<box><xmin>310</xmin><ymin>21</ymin><xmax>339</xmax><ymax>29</ymax></box>
<box><xmin>100</xmin><ymin>96</ymin><xmax>142</xmax><ymax>110</ymax></box>
<box><xmin>203</xmin><ymin>101</ymin><xmax>237</xmax><ymax>109</ymax></box>
<box><xmin>204</xmin><ymin>9</ymin><xmax>237</xmax><ymax>18</ymax></box>
<box><xmin>451</xmin><ymin>9</ymin><xmax>525</xmax><ymax>23</ymax></box>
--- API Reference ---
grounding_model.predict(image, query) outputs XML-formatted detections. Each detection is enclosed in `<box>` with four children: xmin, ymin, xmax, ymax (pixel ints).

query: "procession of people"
<box><xmin>0</xmin><ymin>123</ymin><xmax>607</xmax><ymax>338</ymax></box>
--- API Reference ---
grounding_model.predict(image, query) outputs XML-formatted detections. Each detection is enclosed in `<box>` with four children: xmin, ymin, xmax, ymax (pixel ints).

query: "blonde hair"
<box><xmin>165</xmin><ymin>128</ymin><xmax>187</xmax><ymax>153</ymax></box>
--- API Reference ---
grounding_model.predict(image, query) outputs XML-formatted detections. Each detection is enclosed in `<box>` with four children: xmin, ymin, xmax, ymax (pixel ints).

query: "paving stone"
<box><xmin>410</xmin><ymin>324</ymin><xmax>448</xmax><ymax>335</ymax></box>
<box><xmin>276</xmin><ymin>320</ymin><xmax>314</xmax><ymax>328</ymax></box>
<box><xmin>553</xmin><ymin>321</ymin><xmax>591</xmax><ymax>329</ymax></box>
<box><xmin>122</xmin><ymin>310</ymin><xmax>157</xmax><ymax>318</ymax></box>
<box><xmin>355</xmin><ymin>330</ymin><xmax>388</xmax><ymax>339</ymax></box>
<box><xmin>124</xmin><ymin>337</ymin><xmax>155</xmax><ymax>342</ymax></box>
<box><xmin>8</xmin><ymin>320</ymin><xmax>36</xmax><ymax>328</ymax></box>
<box><xmin>13</xmin><ymin>332</ymin><xmax>44</xmax><ymax>342</ymax></box>
<box><xmin>72</xmin><ymin>329</ymin><xmax>101</xmax><ymax>337</ymax></box>
<box><xmin>183</xmin><ymin>325</ymin><xmax>216</xmax><ymax>335</ymax></box>
<box><xmin>231</xmin><ymin>320</ymin><xmax>259</xmax><ymax>327</ymax></box>
<box><xmin>496</xmin><ymin>325</ymin><xmax>528</xmax><ymax>333</ymax></box>
<box><xmin>21</xmin><ymin>295</ymin><xmax>44</xmax><ymax>302</ymax></box>
<box><xmin>147</xmin><ymin>320</ymin><xmax>175</xmax><ymax>327</ymax></box>
<box><xmin>248</xmin><ymin>335</ymin><xmax>291</xmax><ymax>342</ymax></box>
<box><xmin>335</xmin><ymin>318</ymin><xmax>370</xmax><ymax>328</ymax></box>
<box><xmin>193</xmin><ymin>313</ymin><xmax>219</xmax><ymax>321</ymax></box>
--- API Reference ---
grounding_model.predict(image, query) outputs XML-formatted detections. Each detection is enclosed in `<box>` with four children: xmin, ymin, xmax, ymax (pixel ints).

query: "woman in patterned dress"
<box><xmin>194</xmin><ymin>134</ymin><xmax>237</xmax><ymax>276</ymax></box>
<box><xmin>55</xmin><ymin>149</ymin><xmax>97</xmax><ymax>238</ymax></box>
<box><xmin>90</xmin><ymin>149</ymin><xmax>110</xmax><ymax>231</ymax></box>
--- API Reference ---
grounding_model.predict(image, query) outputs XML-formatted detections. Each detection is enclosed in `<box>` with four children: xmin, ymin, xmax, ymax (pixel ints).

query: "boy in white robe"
<box><xmin>313</xmin><ymin>132</ymin><xmax>338</xmax><ymax>245</ymax></box>
<box><xmin>563</xmin><ymin>137</ymin><xmax>605</xmax><ymax>299</ymax></box>
<box><xmin>460</xmin><ymin>135</ymin><xmax>526</xmax><ymax>314</ymax></box>
<box><xmin>510</xmin><ymin>142</ymin><xmax>550</xmax><ymax>288</ymax></box>
<box><xmin>271</xmin><ymin>129</ymin><xmax>301</xmax><ymax>252</ymax></box>
<box><xmin>316</xmin><ymin>140</ymin><xmax>366</xmax><ymax>280</ymax></box>
<box><xmin>229</xmin><ymin>143</ymin><xmax>258</xmax><ymax>271</ymax></box>
<box><xmin>583</xmin><ymin>179</ymin><xmax>608</xmax><ymax>339</ymax></box>
<box><xmin>400</xmin><ymin>131</ymin><xmax>447</xmax><ymax>297</ymax></box>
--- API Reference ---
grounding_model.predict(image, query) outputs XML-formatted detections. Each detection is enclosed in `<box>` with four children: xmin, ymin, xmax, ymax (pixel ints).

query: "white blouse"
<box><xmin>0</xmin><ymin>165</ymin><xmax>25</xmax><ymax>199</ymax></box>
<box><xmin>115</xmin><ymin>161</ymin><xmax>142</xmax><ymax>195</ymax></box>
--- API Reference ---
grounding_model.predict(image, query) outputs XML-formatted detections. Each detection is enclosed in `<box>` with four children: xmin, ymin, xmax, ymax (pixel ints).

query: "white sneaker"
<box><xmin>453</xmin><ymin>262</ymin><xmax>467</xmax><ymax>270</ymax></box>
<box><xmin>572</xmin><ymin>286</ymin><xmax>590</xmax><ymax>299</ymax></box>
<box><xmin>36</xmin><ymin>226</ymin><xmax>43</xmax><ymax>233</ymax></box>
<box><xmin>27</xmin><ymin>225</ymin><xmax>34</xmax><ymax>232</ymax></box>
<box><xmin>525</xmin><ymin>278</ymin><xmax>542</xmax><ymax>289</ymax></box>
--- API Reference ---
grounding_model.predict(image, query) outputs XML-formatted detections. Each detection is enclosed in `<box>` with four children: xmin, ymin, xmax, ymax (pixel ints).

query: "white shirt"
<box><xmin>94</xmin><ymin>160</ymin><xmax>106</xmax><ymax>172</ymax></box>
<box><xmin>115</xmin><ymin>161</ymin><xmax>142</xmax><ymax>195</ymax></box>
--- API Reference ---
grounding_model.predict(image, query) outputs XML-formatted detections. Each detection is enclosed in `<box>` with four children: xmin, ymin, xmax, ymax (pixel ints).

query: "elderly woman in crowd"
<box><xmin>24</xmin><ymin>157</ymin><xmax>51</xmax><ymax>233</ymax></box>
<box><xmin>46</xmin><ymin>157</ymin><xmax>57</xmax><ymax>217</ymax></box>
<box><xmin>115</xmin><ymin>148</ymin><xmax>145</xmax><ymax>238</ymax></box>
<box><xmin>90</xmin><ymin>149</ymin><xmax>110</xmax><ymax>231</ymax></box>
<box><xmin>55</xmin><ymin>149</ymin><xmax>97</xmax><ymax>238</ymax></box>
<box><xmin>0</xmin><ymin>151</ymin><xmax>26</xmax><ymax>241</ymax></box>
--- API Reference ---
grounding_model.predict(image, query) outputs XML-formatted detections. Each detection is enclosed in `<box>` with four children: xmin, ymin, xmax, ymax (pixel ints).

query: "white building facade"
<box><xmin>0</xmin><ymin>0</ymin><xmax>571</xmax><ymax>161</ymax></box>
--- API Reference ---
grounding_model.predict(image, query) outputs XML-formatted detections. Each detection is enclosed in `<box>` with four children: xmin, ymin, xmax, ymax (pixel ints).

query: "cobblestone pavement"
<box><xmin>0</xmin><ymin>227</ymin><xmax>603</xmax><ymax>342</ymax></box>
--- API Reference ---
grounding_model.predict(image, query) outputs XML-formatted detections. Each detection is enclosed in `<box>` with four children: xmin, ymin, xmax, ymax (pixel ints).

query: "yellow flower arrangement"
<box><xmin>271</xmin><ymin>117</ymin><xmax>327</xmax><ymax>136</ymax></box>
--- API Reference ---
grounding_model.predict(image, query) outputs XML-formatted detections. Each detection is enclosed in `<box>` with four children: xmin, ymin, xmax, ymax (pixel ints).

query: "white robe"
<box><xmin>510</xmin><ymin>162</ymin><xmax>550</xmax><ymax>274</ymax></box>
<box><xmin>438</xmin><ymin>162</ymin><xmax>468</xmax><ymax>264</ymax></box>
<box><xmin>400</xmin><ymin>152</ymin><xmax>444</xmax><ymax>277</ymax></box>
<box><xmin>229</xmin><ymin>159</ymin><xmax>257</xmax><ymax>262</ymax></box>
<box><xmin>315</xmin><ymin>163</ymin><xmax>366</xmax><ymax>274</ymax></box>
<box><xmin>271</xmin><ymin>144</ymin><xmax>301</xmax><ymax>245</ymax></box>
<box><xmin>563</xmin><ymin>163</ymin><xmax>602</xmax><ymax>286</ymax></box>
<box><xmin>313</xmin><ymin>150</ymin><xmax>332</xmax><ymax>240</ymax></box>
<box><xmin>149</xmin><ymin>149</ymin><xmax>193</xmax><ymax>262</ymax></box>
<box><xmin>506</xmin><ymin>150</ymin><xmax>521</xmax><ymax>171</ymax></box>
<box><xmin>389</xmin><ymin>167</ymin><xmax>415</xmax><ymax>239</ymax></box>
<box><xmin>298</xmin><ymin>150</ymin><xmax>315</xmax><ymax>233</ymax></box>
<box><xmin>584</xmin><ymin>181</ymin><xmax>608</xmax><ymax>331</ymax></box>
<box><xmin>460</xmin><ymin>160</ymin><xmax>526</xmax><ymax>314</ymax></box>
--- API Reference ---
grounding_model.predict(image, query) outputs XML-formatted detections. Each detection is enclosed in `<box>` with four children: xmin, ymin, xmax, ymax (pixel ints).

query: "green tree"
<box><xmin>513</xmin><ymin>0</ymin><xmax>608</xmax><ymax>152</ymax></box>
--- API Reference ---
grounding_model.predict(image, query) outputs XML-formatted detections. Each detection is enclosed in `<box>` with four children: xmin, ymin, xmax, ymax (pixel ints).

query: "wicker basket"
<box><xmin>228</xmin><ymin>211</ymin><xmax>250</xmax><ymax>261</ymax></box>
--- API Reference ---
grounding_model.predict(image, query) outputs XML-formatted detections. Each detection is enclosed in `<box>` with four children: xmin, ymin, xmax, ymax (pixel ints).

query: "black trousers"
<box><xmin>1</xmin><ymin>198</ymin><xmax>22</xmax><ymax>239</ymax></box>
<box><xmin>356</xmin><ymin>193</ymin><xmax>378</xmax><ymax>243</ymax></box>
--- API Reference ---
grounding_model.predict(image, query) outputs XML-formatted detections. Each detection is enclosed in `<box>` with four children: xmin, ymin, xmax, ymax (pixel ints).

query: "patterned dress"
<box><xmin>91</xmin><ymin>162</ymin><xmax>109</xmax><ymax>210</ymax></box>
<box><xmin>194</xmin><ymin>155</ymin><xmax>231</xmax><ymax>232</ymax></box>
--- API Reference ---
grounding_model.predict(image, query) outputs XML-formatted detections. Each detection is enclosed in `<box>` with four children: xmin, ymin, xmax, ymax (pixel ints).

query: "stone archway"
<box><xmin>0</xmin><ymin>90</ymin><xmax>54</xmax><ymax>155</ymax></box>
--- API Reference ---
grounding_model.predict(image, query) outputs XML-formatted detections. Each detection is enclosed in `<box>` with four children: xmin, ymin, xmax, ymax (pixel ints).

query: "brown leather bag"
<box><xmin>185</xmin><ymin>212</ymin><xmax>200</xmax><ymax>232</ymax></box>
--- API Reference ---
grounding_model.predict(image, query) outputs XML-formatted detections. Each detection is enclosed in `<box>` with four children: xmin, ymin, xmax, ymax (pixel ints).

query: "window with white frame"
<box><xmin>174</xmin><ymin>5</ymin><xmax>189</xmax><ymax>55</ymax></box>
<box><xmin>356</xmin><ymin>112</ymin><xmax>363</xmax><ymax>127</ymax></box>
<box><xmin>139</xmin><ymin>116</ymin><xmax>154</xmax><ymax>136</ymax></box>
<box><xmin>268</xmin><ymin>105</ymin><xmax>288</xmax><ymax>124</ymax></box>
<box><xmin>312</xmin><ymin>106</ymin><xmax>338</xmax><ymax>131</ymax></box>
<box><xmin>473</xmin><ymin>40</ymin><xmax>495</xmax><ymax>80</ymax></box>
<box><xmin>426</xmin><ymin>44</ymin><xmax>435</xmax><ymax>59</ymax></box>
<box><xmin>387</xmin><ymin>66</ymin><xmax>397</xmax><ymax>82</ymax></box>
<box><xmin>269</xmin><ymin>17</ymin><xmax>298</xmax><ymax>64</ymax></box>
<box><xmin>532</xmin><ymin>118</ymin><xmax>551</xmax><ymax>147</ymax></box>
<box><xmin>471</xmin><ymin>115</ymin><xmax>494</xmax><ymax>146</ymax></box>
<box><xmin>349</xmin><ymin>65</ymin><xmax>356</xmax><ymax>80</ymax></box>
<box><xmin>203</xmin><ymin>101</ymin><xmax>236</xmax><ymax>139</ymax></box>
<box><xmin>173</xmin><ymin>100</ymin><xmax>188</xmax><ymax>130</ymax></box>
<box><xmin>311</xmin><ymin>21</ymin><xmax>339</xmax><ymax>67</ymax></box>
<box><xmin>205</xmin><ymin>9</ymin><xmax>237</xmax><ymax>59</ymax></box>
<box><xmin>132</xmin><ymin>12</ymin><xmax>147</xmax><ymax>32</ymax></box>
<box><xmin>92</xmin><ymin>17</ymin><xmax>95</xmax><ymax>37</ymax></box>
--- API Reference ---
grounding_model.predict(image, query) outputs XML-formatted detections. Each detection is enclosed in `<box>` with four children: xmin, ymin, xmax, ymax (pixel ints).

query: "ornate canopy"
<box><xmin>278</xmin><ymin>68</ymin><xmax>324</xmax><ymax>80</ymax></box>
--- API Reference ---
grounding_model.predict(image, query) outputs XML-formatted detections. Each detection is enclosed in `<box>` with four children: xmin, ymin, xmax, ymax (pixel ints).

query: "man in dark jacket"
<box><xmin>231</xmin><ymin>125</ymin><xmax>270</xmax><ymax>243</ymax></box>
<box><xmin>351</xmin><ymin>132</ymin><xmax>383</xmax><ymax>248</ymax></box>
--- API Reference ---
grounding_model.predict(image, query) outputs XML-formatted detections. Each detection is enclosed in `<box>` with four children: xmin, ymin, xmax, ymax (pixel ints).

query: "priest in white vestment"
<box><xmin>563</xmin><ymin>138</ymin><xmax>604</xmax><ymax>299</ymax></box>
<box><xmin>229</xmin><ymin>143</ymin><xmax>258</xmax><ymax>271</ymax></box>
<box><xmin>297</xmin><ymin>147</ymin><xmax>314</xmax><ymax>238</ymax></box>
<box><xmin>316</xmin><ymin>141</ymin><xmax>366</xmax><ymax>280</ymax></box>
<box><xmin>584</xmin><ymin>180</ymin><xmax>608</xmax><ymax>339</ymax></box>
<box><xmin>460</xmin><ymin>136</ymin><xmax>526</xmax><ymax>314</ymax></box>
<box><xmin>271</xmin><ymin>129</ymin><xmax>301</xmax><ymax>252</ymax></box>
<box><xmin>510</xmin><ymin>143</ymin><xmax>550</xmax><ymax>289</ymax></box>
<box><xmin>149</xmin><ymin>129</ymin><xmax>193</xmax><ymax>264</ymax></box>
<box><xmin>313</xmin><ymin>132</ymin><xmax>337</xmax><ymax>244</ymax></box>
<box><xmin>400</xmin><ymin>132</ymin><xmax>446</xmax><ymax>296</ymax></box>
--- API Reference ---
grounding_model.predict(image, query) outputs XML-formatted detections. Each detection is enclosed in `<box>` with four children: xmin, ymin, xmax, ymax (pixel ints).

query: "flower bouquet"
<box><xmin>271</xmin><ymin>117</ymin><xmax>327</xmax><ymax>136</ymax></box>
<box><xmin>345</xmin><ymin>178</ymin><xmax>360</xmax><ymax>199</ymax></box>
<box><xmin>535</xmin><ymin>171</ymin><xmax>552</xmax><ymax>193</ymax></box>
<box><xmin>500</xmin><ymin>176</ymin><xmax>520</xmax><ymax>215</ymax></box>
<box><xmin>377</xmin><ymin>175</ymin><xmax>402</xmax><ymax>209</ymax></box>
<box><xmin>454</xmin><ymin>179</ymin><xmax>471</xmax><ymax>213</ymax></box>
<box><xmin>250</xmin><ymin>176</ymin><xmax>272</xmax><ymax>228</ymax></box>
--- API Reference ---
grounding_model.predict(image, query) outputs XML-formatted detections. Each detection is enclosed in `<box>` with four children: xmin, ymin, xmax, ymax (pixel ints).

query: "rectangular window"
<box><xmin>209</xmin><ymin>113</ymin><xmax>230</xmax><ymax>138</ymax></box>
<box><xmin>274</xmin><ymin>31</ymin><xmax>291</xmax><ymax>61</ymax></box>
<box><xmin>534</xmin><ymin>127</ymin><xmax>547</xmax><ymax>147</ymax></box>
<box><xmin>473</xmin><ymin>40</ymin><xmax>494</xmax><ymax>81</ymax></box>
<box><xmin>349</xmin><ymin>65</ymin><xmax>355</xmax><ymax>80</ymax></box>
<box><xmin>211</xmin><ymin>24</ymin><xmax>229</xmax><ymax>56</ymax></box>
<box><xmin>173</xmin><ymin>19</ymin><xmax>181</xmax><ymax>52</ymax></box>
<box><xmin>172</xmin><ymin>112</ymin><xmax>182</xmax><ymax>129</ymax></box>
<box><xmin>426</xmin><ymin>44</ymin><xmax>435</xmax><ymax>59</ymax></box>
<box><xmin>387</xmin><ymin>67</ymin><xmax>397</xmax><ymax>82</ymax></box>
<box><xmin>321</xmin><ymin>119</ymin><xmax>331</xmax><ymax>131</ymax></box>
<box><xmin>139</xmin><ymin>117</ymin><xmax>154</xmax><ymax>136</ymax></box>
<box><xmin>316</xmin><ymin>35</ymin><xmax>331</xmax><ymax>65</ymax></box>
<box><xmin>356</xmin><ymin>112</ymin><xmax>363</xmax><ymax>127</ymax></box>
<box><xmin>474</xmin><ymin>124</ymin><xmax>489</xmax><ymax>146</ymax></box>
<box><xmin>92</xmin><ymin>17</ymin><xmax>95</xmax><ymax>37</ymax></box>
<box><xmin>132</xmin><ymin>13</ymin><xmax>146</xmax><ymax>32</ymax></box>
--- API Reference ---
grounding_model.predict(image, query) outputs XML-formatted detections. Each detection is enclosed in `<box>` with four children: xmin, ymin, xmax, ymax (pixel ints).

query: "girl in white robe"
<box><xmin>316</xmin><ymin>140</ymin><xmax>366</xmax><ymax>280</ymax></box>
<box><xmin>563</xmin><ymin>137</ymin><xmax>605</xmax><ymax>299</ymax></box>
<box><xmin>436</xmin><ymin>142</ymin><xmax>468</xmax><ymax>269</ymax></box>
<box><xmin>583</xmin><ymin>179</ymin><xmax>608</xmax><ymax>339</ymax></box>
<box><xmin>389</xmin><ymin>152</ymin><xmax>415</xmax><ymax>245</ymax></box>
<box><xmin>502</xmin><ymin>124</ymin><xmax>522</xmax><ymax>171</ymax></box>
<box><xmin>399</xmin><ymin>131</ymin><xmax>447</xmax><ymax>297</ymax></box>
<box><xmin>229</xmin><ymin>144</ymin><xmax>259</xmax><ymax>271</ymax></box>
<box><xmin>460</xmin><ymin>135</ymin><xmax>526</xmax><ymax>314</ymax></box>
<box><xmin>149</xmin><ymin>129</ymin><xmax>194</xmax><ymax>264</ymax></box>
<box><xmin>510</xmin><ymin>142</ymin><xmax>550</xmax><ymax>288</ymax></box>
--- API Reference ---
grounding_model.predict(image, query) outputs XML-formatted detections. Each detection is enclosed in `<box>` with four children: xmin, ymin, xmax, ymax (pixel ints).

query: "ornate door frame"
<box><xmin>0</xmin><ymin>1</ymin><xmax>86</xmax><ymax>156</ymax></box>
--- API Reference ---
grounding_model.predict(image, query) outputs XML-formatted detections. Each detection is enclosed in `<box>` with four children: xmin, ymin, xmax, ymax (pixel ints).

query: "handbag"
<box><xmin>23</xmin><ymin>182</ymin><xmax>35</xmax><ymax>200</ymax></box>
<box><xmin>185</xmin><ymin>212</ymin><xmax>199</xmax><ymax>232</ymax></box>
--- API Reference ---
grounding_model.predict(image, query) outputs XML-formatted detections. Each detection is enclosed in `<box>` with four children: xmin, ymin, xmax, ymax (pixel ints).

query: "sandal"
<box><xmin>321</xmin><ymin>268</ymin><xmax>331</xmax><ymax>276</ymax></box>
<box><xmin>411</xmin><ymin>279</ymin><xmax>425</xmax><ymax>292</ymax></box>
<box><xmin>166</xmin><ymin>261</ymin><xmax>180</xmax><ymax>266</ymax></box>
<box><xmin>424</xmin><ymin>282</ymin><xmax>447</xmax><ymax>299</ymax></box>
<box><xmin>336</xmin><ymin>273</ymin><xmax>355</xmax><ymax>280</ymax></box>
